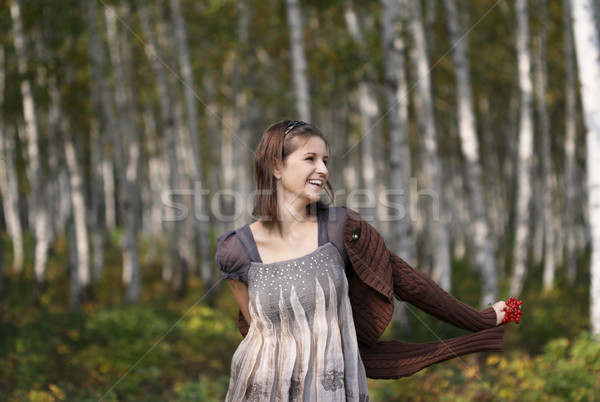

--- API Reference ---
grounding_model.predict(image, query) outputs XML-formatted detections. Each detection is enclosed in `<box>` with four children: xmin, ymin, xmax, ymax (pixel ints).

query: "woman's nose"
<box><xmin>317</xmin><ymin>160</ymin><xmax>328</xmax><ymax>174</ymax></box>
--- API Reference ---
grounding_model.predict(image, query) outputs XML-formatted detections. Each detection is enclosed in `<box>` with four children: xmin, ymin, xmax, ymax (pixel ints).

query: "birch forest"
<box><xmin>1</xmin><ymin>0</ymin><xmax>600</xmax><ymax>399</ymax></box>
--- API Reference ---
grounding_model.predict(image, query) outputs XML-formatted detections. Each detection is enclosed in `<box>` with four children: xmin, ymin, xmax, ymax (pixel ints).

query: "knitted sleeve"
<box><xmin>360</xmin><ymin>250</ymin><xmax>505</xmax><ymax>379</ymax></box>
<box><xmin>359</xmin><ymin>326</ymin><xmax>504</xmax><ymax>379</ymax></box>
<box><xmin>390</xmin><ymin>253</ymin><xmax>499</xmax><ymax>332</ymax></box>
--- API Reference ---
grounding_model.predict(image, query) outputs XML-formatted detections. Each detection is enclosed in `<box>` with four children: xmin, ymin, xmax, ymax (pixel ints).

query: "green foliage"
<box><xmin>173</xmin><ymin>374</ymin><xmax>230</xmax><ymax>402</ymax></box>
<box><xmin>367</xmin><ymin>334</ymin><xmax>600</xmax><ymax>401</ymax></box>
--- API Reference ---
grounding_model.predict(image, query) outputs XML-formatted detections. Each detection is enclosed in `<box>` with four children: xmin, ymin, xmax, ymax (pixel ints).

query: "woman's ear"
<box><xmin>272</xmin><ymin>158</ymin><xmax>283</xmax><ymax>179</ymax></box>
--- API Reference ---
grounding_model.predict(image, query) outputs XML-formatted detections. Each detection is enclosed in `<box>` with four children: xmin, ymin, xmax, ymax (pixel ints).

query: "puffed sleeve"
<box><xmin>215</xmin><ymin>230</ymin><xmax>251</xmax><ymax>284</ymax></box>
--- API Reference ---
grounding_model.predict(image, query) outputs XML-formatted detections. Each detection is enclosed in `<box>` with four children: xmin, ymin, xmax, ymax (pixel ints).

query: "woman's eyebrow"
<box><xmin>303</xmin><ymin>152</ymin><xmax>329</xmax><ymax>157</ymax></box>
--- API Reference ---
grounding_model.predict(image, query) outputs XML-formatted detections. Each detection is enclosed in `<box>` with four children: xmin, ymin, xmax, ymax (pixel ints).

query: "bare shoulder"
<box><xmin>248</xmin><ymin>220</ymin><xmax>267</xmax><ymax>243</ymax></box>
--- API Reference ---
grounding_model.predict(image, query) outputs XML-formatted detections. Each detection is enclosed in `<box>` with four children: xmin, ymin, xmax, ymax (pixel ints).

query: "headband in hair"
<box><xmin>284</xmin><ymin>120</ymin><xmax>307</xmax><ymax>135</ymax></box>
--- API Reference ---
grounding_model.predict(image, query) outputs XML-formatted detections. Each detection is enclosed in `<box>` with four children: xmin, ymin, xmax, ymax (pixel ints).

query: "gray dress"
<box><xmin>216</xmin><ymin>206</ymin><xmax>369</xmax><ymax>401</ymax></box>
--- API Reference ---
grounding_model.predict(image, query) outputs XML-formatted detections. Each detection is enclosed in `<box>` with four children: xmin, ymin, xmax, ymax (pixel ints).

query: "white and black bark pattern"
<box><xmin>443</xmin><ymin>0</ymin><xmax>498</xmax><ymax>306</ymax></box>
<box><xmin>53</xmin><ymin>84</ymin><xmax>90</xmax><ymax>303</ymax></box>
<box><xmin>102</xmin><ymin>3</ymin><xmax>142</xmax><ymax>304</ymax></box>
<box><xmin>170</xmin><ymin>0</ymin><xmax>213</xmax><ymax>288</ymax></box>
<box><xmin>408</xmin><ymin>0</ymin><xmax>451</xmax><ymax>291</ymax></box>
<box><xmin>532</xmin><ymin>0</ymin><xmax>557</xmax><ymax>290</ymax></box>
<box><xmin>569</xmin><ymin>0</ymin><xmax>600</xmax><ymax>337</ymax></box>
<box><xmin>0</xmin><ymin>45</ymin><xmax>24</xmax><ymax>273</ymax></box>
<box><xmin>285</xmin><ymin>0</ymin><xmax>311</xmax><ymax>121</ymax></box>
<box><xmin>510</xmin><ymin>0</ymin><xmax>535</xmax><ymax>298</ymax></box>
<box><xmin>344</xmin><ymin>1</ymin><xmax>381</xmax><ymax>231</ymax></box>
<box><xmin>137</xmin><ymin>1</ymin><xmax>185</xmax><ymax>294</ymax></box>
<box><xmin>380</xmin><ymin>0</ymin><xmax>413</xmax><ymax>262</ymax></box>
<box><xmin>10</xmin><ymin>0</ymin><xmax>51</xmax><ymax>288</ymax></box>
<box><xmin>563</xmin><ymin>0</ymin><xmax>580</xmax><ymax>285</ymax></box>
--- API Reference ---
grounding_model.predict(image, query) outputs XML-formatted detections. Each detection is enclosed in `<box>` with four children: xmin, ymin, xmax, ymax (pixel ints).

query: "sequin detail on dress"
<box><xmin>225</xmin><ymin>243</ymin><xmax>369</xmax><ymax>401</ymax></box>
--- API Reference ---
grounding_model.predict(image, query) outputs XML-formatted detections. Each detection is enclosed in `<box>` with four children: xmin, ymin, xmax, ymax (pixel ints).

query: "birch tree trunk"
<box><xmin>380</xmin><ymin>0</ymin><xmax>413</xmax><ymax>261</ymax></box>
<box><xmin>137</xmin><ymin>1</ymin><xmax>185</xmax><ymax>293</ymax></box>
<box><xmin>380</xmin><ymin>0</ymin><xmax>414</xmax><ymax>330</ymax></box>
<box><xmin>67</xmin><ymin>218</ymin><xmax>79</xmax><ymax>311</ymax></box>
<box><xmin>563</xmin><ymin>0</ymin><xmax>579</xmax><ymax>285</ymax></box>
<box><xmin>443</xmin><ymin>0</ymin><xmax>498</xmax><ymax>305</ymax></box>
<box><xmin>532</xmin><ymin>0</ymin><xmax>557</xmax><ymax>290</ymax></box>
<box><xmin>408</xmin><ymin>0</ymin><xmax>451</xmax><ymax>291</ymax></box>
<box><xmin>102</xmin><ymin>3</ymin><xmax>142</xmax><ymax>304</ymax></box>
<box><xmin>55</xmin><ymin>86</ymin><xmax>90</xmax><ymax>303</ymax></box>
<box><xmin>344</xmin><ymin>1</ymin><xmax>381</xmax><ymax>230</ymax></box>
<box><xmin>569</xmin><ymin>0</ymin><xmax>600</xmax><ymax>337</ymax></box>
<box><xmin>86</xmin><ymin>0</ymin><xmax>117</xmax><ymax>263</ymax></box>
<box><xmin>11</xmin><ymin>0</ymin><xmax>51</xmax><ymax>291</ymax></box>
<box><xmin>0</xmin><ymin>47</ymin><xmax>24</xmax><ymax>273</ymax></box>
<box><xmin>510</xmin><ymin>0</ymin><xmax>535</xmax><ymax>298</ymax></box>
<box><xmin>233</xmin><ymin>0</ymin><xmax>256</xmax><ymax>233</ymax></box>
<box><xmin>0</xmin><ymin>214</ymin><xmax>3</xmax><ymax>312</ymax></box>
<box><xmin>108</xmin><ymin>3</ymin><xmax>143</xmax><ymax>299</ymax></box>
<box><xmin>89</xmin><ymin>117</ymin><xmax>105</xmax><ymax>280</ymax></box>
<box><xmin>285</xmin><ymin>0</ymin><xmax>311</xmax><ymax>121</ymax></box>
<box><xmin>64</xmin><ymin>130</ymin><xmax>90</xmax><ymax>297</ymax></box>
<box><xmin>170</xmin><ymin>0</ymin><xmax>213</xmax><ymax>289</ymax></box>
<box><xmin>0</xmin><ymin>128</ymin><xmax>23</xmax><ymax>273</ymax></box>
<box><xmin>142</xmin><ymin>110</ymin><xmax>165</xmax><ymax>260</ymax></box>
<box><xmin>158</xmin><ymin>5</ymin><xmax>195</xmax><ymax>295</ymax></box>
<box><xmin>0</xmin><ymin>44</ymin><xmax>3</xmax><ymax>306</ymax></box>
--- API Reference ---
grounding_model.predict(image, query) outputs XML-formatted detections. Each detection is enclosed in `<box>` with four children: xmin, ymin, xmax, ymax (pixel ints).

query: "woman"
<box><xmin>216</xmin><ymin>120</ymin><xmax>507</xmax><ymax>401</ymax></box>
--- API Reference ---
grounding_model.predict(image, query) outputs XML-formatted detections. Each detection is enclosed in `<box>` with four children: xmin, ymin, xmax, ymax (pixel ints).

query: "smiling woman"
<box><xmin>251</xmin><ymin>120</ymin><xmax>334</xmax><ymax>227</ymax></box>
<box><xmin>215</xmin><ymin>119</ymin><xmax>508</xmax><ymax>401</ymax></box>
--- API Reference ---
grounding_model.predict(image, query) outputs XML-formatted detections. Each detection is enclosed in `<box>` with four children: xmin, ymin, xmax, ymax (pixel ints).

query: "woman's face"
<box><xmin>275</xmin><ymin>136</ymin><xmax>329</xmax><ymax>208</ymax></box>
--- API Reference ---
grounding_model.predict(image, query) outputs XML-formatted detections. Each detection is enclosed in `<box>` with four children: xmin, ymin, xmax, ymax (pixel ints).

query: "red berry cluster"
<box><xmin>503</xmin><ymin>297</ymin><xmax>524</xmax><ymax>324</ymax></box>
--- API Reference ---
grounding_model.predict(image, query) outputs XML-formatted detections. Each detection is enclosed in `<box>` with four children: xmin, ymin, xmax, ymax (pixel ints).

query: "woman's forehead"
<box><xmin>292</xmin><ymin>136</ymin><xmax>328</xmax><ymax>154</ymax></box>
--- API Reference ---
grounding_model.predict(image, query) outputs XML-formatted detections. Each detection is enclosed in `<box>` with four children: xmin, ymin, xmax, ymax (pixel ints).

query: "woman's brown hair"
<box><xmin>252</xmin><ymin>119</ymin><xmax>334</xmax><ymax>224</ymax></box>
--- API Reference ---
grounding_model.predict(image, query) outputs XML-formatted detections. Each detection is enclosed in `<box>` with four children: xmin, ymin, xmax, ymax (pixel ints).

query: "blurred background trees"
<box><xmin>1</xmin><ymin>0</ymin><xmax>599</xmax><ymax>399</ymax></box>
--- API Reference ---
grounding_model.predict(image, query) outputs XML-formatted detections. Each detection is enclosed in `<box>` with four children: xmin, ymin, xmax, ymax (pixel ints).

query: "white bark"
<box><xmin>10</xmin><ymin>0</ymin><xmax>51</xmax><ymax>287</ymax></box>
<box><xmin>443</xmin><ymin>0</ymin><xmax>498</xmax><ymax>305</ymax></box>
<box><xmin>103</xmin><ymin>158</ymin><xmax>116</xmax><ymax>230</ymax></box>
<box><xmin>563</xmin><ymin>0</ymin><xmax>579</xmax><ymax>285</ymax></box>
<box><xmin>569</xmin><ymin>0</ymin><xmax>600</xmax><ymax>337</ymax></box>
<box><xmin>102</xmin><ymin>3</ymin><xmax>142</xmax><ymax>303</ymax></box>
<box><xmin>0</xmin><ymin>47</ymin><xmax>24</xmax><ymax>273</ymax></box>
<box><xmin>52</xmin><ymin>82</ymin><xmax>90</xmax><ymax>295</ymax></box>
<box><xmin>0</xmin><ymin>128</ymin><xmax>23</xmax><ymax>273</ymax></box>
<box><xmin>89</xmin><ymin>118</ymin><xmax>105</xmax><ymax>280</ymax></box>
<box><xmin>87</xmin><ymin>1</ymin><xmax>118</xmax><ymax>281</ymax></box>
<box><xmin>510</xmin><ymin>0</ymin><xmax>535</xmax><ymax>298</ymax></box>
<box><xmin>0</xmin><ymin>214</ymin><xmax>3</xmax><ymax>310</ymax></box>
<box><xmin>143</xmin><ymin>110</ymin><xmax>167</xmax><ymax>254</ymax></box>
<box><xmin>408</xmin><ymin>0</ymin><xmax>451</xmax><ymax>291</ymax></box>
<box><xmin>380</xmin><ymin>0</ymin><xmax>413</xmax><ymax>262</ymax></box>
<box><xmin>285</xmin><ymin>0</ymin><xmax>311</xmax><ymax>121</ymax></box>
<box><xmin>137</xmin><ymin>1</ymin><xmax>185</xmax><ymax>291</ymax></box>
<box><xmin>170</xmin><ymin>0</ymin><xmax>212</xmax><ymax>284</ymax></box>
<box><xmin>64</xmin><ymin>132</ymin><xmax>90</xmax><ymax>291</ymax></box>
<box><xmin>161</xmin><ymin>10</ymin><xmax>196</xmax><ymax>291</ymax></box>
<box><xmin>344</xmin><ymin>2</ymin><xmax>381</xmax><ymax>229</ymax></box>
<box><xmin>532</xmin><ymin>0</ymin><xmax>556</xmax><ymax>290</ymax></box>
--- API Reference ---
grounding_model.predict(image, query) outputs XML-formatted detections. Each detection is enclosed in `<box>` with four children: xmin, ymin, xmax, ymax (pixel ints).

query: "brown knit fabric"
<box><xmin>343</xmin><ymin>207</ymin><xmax>504</xmax><ymax>378</ymax></box>
<box><xmin>359</xmin><ymin>326</ymin><xmax>504</xmax><ymax>379</ymax></box>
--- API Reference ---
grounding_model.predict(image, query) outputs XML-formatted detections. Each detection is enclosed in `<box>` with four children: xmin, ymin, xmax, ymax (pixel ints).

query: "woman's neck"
<box><xmin>270</xmin><ymin>201</ymin><xmax>316</xmax><ymax>238</ymax></box>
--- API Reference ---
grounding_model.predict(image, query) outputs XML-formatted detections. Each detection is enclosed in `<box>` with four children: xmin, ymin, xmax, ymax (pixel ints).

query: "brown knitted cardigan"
<box><xmin>235</xmin><ymin>207</ymin><xmax>505</xmax><ymax>379</ymax></box>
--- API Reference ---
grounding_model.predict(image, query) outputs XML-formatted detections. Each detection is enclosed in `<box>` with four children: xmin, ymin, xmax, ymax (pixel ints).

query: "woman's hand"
<box><xmin>492</xmin><ymin>300</ymin><xmax>507</xmax><ymax>326</ymax></box>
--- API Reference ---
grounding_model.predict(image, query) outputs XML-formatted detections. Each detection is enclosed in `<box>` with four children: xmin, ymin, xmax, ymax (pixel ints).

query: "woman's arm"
<box><xmin>228</xmin><ymin>279</ymin><xmax>252</xmax><ymax>325</ymax></box>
